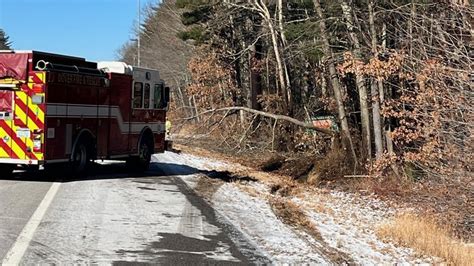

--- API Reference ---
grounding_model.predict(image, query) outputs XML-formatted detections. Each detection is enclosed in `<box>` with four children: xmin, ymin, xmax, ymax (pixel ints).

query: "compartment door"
<box><xmin>0</xmin><ymin>89</ymin><xmax>15</xmax><ymax>159</ymax></box>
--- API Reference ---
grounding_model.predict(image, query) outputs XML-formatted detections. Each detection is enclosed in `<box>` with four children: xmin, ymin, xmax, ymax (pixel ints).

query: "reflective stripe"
<box><xmin>46</xmin><ymin>104</ymin><xmax>166</xmax><ymax>134</ymax></box>
<box><xmin>0</xmin><ymin>72</ymin><xmax>45</xmax><ymax>162</ymax></box>
<box><xmin>0</xmin><ymin>120</ymin><xmax>30</xmax><ymax>160</ymax></box>
<box><xmin>0</xmin><ymin>158</ymin><xmax>40</xmax><ymax>165</ymax></box>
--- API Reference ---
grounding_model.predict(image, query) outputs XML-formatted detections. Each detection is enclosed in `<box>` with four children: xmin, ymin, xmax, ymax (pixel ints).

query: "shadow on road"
<box><xmin>1</xmin><ymin>155</ymin><xmax>257</xmax><ymax>185</ymax></box>
<box><xmin>0</xmin><ymin>161</ymin><xmax>201</xmax><ymax>183</ymax></box>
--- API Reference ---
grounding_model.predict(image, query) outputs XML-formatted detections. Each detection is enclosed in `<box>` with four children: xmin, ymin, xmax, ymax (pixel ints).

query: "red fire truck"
<box><xmin>0</xmin><ymin>50</ymin><xmax>170</xmax><ymax>176</ymax></box>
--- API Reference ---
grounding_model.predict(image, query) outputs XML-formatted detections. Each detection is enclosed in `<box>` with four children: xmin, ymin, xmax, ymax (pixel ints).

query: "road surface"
<box><xmin>0</xmin><ymin>153</ymin><xmax>268</xmax><ymax>264</ymax></box>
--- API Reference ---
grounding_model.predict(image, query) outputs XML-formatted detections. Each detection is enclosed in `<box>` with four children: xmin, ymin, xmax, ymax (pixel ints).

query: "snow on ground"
<box><xmin>292</xmin><ymin>191</ymin><xmax>433</xmax><ymax>264</ymax></box>
<box><xmin>154</xmin><ymin>152</ymin><xmax>435</xmax><ymax>264</ymax></box>
<box><xmin>156</xmin><ymin>153</ymin><xmax>331</xmax><ymax>263</ymax></box>
<box><xmin>213</xmin><ymin>183</ymin><xmax>329</xmax><ymax>264</ymax></box>
<box><xmin>159</xmin><ymin>151</ymin><xmax>231</xmax><ymax>171</ymax></box>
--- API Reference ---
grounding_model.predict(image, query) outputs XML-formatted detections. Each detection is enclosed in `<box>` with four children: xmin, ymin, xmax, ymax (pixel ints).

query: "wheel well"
<box><xmin>138</xmin><ymin>127</ymin><xmax>154</xmax><ymax>153</ymax></box>
<box><xmin>70</xmin><ymin>129</ymin><xmax>96</xmax><ymax>160</ymax></box>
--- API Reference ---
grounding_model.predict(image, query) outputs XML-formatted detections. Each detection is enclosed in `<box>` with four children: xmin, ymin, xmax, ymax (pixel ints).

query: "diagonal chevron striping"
<box><xmin>0</xmin><ymin>72</ymin><xmax>46</xmax><ymax>161</ymax></box>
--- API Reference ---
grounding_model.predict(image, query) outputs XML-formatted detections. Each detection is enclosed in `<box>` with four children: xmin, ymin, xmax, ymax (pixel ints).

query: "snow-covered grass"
<box><xmin>213</xmin><ymin>183</ymin><xmax>329</xmax><ymax>264</ymax></box>
<box><xmin>293</xmin><ymin>191</ymin><xmax>427</xmax><ymax>264</ymax></box>
<box><xmin>154</xmin><ymin>151</ymin><xmax>438</xmax><ymax>264</ymax></box>
<box><xmin>158</xmin><ymin>151</ymin><xmax>230</xmax><ymax>171</ymax></box>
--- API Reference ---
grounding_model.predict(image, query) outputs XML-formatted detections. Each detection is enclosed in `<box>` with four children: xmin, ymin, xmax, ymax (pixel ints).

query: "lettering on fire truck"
<box><xmin>0</xmin><ymin>50</ymin><xmax>170</xmax><ymax>173</ymax></box>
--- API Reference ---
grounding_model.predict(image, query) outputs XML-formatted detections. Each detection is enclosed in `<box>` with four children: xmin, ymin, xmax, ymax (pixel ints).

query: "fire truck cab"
<box><xmin>0</xmin><ymin>50</ymin><xmax>170</xmax><ymax>176</ymax></box>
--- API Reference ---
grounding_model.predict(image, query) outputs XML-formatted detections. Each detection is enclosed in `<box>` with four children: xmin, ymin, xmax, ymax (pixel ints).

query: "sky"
<box><xmin>0</xmin><ymin>0</ymin><xmax>159</xmax><ymax>61</ymax></box>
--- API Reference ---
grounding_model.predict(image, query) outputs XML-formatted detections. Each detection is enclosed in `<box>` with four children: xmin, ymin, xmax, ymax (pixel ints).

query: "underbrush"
<box><xmin>377</xmin><ymin>213</ymin><xmax>474</xmax><ymax>266</ymax></box>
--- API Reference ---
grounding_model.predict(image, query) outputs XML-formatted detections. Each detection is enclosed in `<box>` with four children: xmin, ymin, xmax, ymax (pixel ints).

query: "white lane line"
<box><xmin>2</xmin><ymin>182</ymin><xmax>61</xmax><ymax>265</ymax></box>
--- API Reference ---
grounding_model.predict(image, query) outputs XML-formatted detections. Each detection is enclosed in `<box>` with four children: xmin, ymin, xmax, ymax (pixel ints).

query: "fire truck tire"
<box><xmin>0</xmin><ymin>164</ymin><xmax>14</xmax><ymax>178</ymax></box>
<box><xmin>128</xmin><ymin>135</ymin><xmax>153</xmax><ymax>172</ymax></box>
<box><xmin>71</xmin><ymin>139</ymin><xmax>94</xmax><ymax>175</ymax></box>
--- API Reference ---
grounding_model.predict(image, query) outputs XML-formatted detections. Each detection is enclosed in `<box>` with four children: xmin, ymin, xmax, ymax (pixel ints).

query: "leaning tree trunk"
<box><xmin>313</xmin><ymin>0</ymin><xmax>357</xmax><ymax>163</ymax></box>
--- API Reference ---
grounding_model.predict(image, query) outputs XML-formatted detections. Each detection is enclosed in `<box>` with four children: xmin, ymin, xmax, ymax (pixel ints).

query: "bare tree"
<box><xmin>367</xmin><ymin>0</ymin><xmax>384</xmax><ymax>159</ymax></box>
<box><xmin>340</xmin><ymin>0</ymin><xmax>372</xmax><ymax>159</ymax></box>
<box><xmin>313</xmin><ymin>0</ymin><xmax>357</xmax><ymax>162</ymax></box>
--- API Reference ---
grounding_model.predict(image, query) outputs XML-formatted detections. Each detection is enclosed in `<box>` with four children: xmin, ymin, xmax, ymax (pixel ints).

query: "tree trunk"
<box><xmin>249</xmin><ymin>43</ymin><xmax>262</xmax><ymax>111</ymax></box>
<box><xmin>340</xmin><ymin>0</ymin><xmax>372</xmax><ymax>160</ymax></box>
<box><xmin>313</xmin><ymin>0</ymin><xmax>357</xmax><ymax>163</ymax></box>
<box><xmin>277</xmin><ymin>0</ymin><xmax>292</xmax><ymax>111</ymax></box>
<box><xmin>368</xmin><ymin>0</ymin><xmax>384</xmax><ymax>159</ymax></box>
<box><xmin>254</xmin><ymin>0</ymin><xmax>291</xmax><ymax>113</ymax></box>
<box><xmin>181</xmin><ymin>106</ymin><xmax>334</xmax><ymax>135</ymax></box>
<box><xmin>277</xmin><ymin>0</ymin><xmax>287</xmax><ymax>46</ymax></box>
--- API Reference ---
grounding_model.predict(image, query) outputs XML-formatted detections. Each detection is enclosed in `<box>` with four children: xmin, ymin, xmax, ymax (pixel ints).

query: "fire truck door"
<box><xmin>0</xmin><ymin>89</ymin><xmax>14</xmax><ymax>159</ymax></box>
<box><xmin>97</xmin><ymin>87</ymin><xmax>110</xmax><ymax>157</ymax></box>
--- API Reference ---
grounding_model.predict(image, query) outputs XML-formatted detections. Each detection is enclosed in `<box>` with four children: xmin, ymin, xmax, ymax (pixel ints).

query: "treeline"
<box><xmin>120</xmin><ymin>0</ymin><xmax>473</xmax><ymax>180</ymax></box>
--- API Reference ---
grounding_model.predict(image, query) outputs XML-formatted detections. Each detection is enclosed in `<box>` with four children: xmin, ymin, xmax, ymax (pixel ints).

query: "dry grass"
<box><xmin>269</xmin><ymin>197</ymin><xmax>321</xmax><ymax>239</ymax></box>
<box><xmin>304</xmin><ymin>201</ymin><xmax>335</xmax><ymax>216</ymax></box>
<box><xmin>377</xmin><ymin>213</ymin><xmax>474</xmax><ymax>266</ymax></box>
<box><xmin>235</xmin><ymin>183</ymin><xmax>262</xmax><ymax>198</ymax></box>
<box><xmin>309</xmin><ymin>147</ymin><xmax>354</xmax><ymax>184</ymax></box>
<box><xmin>355</xmin><ymin>175</ymin><xmax>413</xmax><ymax>198</ymax></box>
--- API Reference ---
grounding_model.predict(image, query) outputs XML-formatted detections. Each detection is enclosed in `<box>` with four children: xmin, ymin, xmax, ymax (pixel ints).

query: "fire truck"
<box><xmin>0</xmin><ymin>50</ymin><xmax>170</xmax><ymax>176</ymax></box>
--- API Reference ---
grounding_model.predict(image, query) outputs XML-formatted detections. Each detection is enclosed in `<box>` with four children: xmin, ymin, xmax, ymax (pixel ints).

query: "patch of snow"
<box><xmin>156</xmin><ymin>152</ymin><xmax>230</xmax><ymax>171</ymax></box>
<box><xmin>293</xmin><ymin>191</ymin><xmax>435</xmax><ymax>264</ymax></box>
<box><xmin>212</xmin><ymin>183</ymin><xmax>329</xmax><ymax>264</ymax></box>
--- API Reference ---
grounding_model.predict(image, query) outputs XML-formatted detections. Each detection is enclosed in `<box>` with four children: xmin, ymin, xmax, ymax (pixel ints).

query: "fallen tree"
<box><xmin>175</xmin><ymin>106</ymin><xmax>334</xmax><ymax>136</ymax></box>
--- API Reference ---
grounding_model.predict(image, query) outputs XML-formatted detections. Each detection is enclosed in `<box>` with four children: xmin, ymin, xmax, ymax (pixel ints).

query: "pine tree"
<box><xmin>0</xmin><ymin>29</ymin><xmax>12</xmax><ymax>50</ymax></box>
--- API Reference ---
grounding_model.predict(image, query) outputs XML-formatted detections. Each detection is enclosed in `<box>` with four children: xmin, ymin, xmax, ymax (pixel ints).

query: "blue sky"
<box><xmin>0</xmin><ymin>0</ymin><xmax>159</xmax><ymax>61</ymax></box>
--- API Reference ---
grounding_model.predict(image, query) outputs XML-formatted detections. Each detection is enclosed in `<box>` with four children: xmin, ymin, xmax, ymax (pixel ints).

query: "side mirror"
<box><xmin>164</xmin><ymin>86</ymin><xmax>170</xmax><ymax>110</ymax></box>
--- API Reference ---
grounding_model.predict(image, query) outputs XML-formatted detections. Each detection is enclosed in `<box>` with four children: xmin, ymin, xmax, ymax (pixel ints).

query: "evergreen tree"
<box><xmin>0</xmin><ymin>29</ymin><xmax>12</xmax><ymax>50</ymax></box>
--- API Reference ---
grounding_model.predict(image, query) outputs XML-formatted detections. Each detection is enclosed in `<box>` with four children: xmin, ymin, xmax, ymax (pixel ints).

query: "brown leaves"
<box><xmin>187</xmin><ymin>47</ymin><xmax>238</xmax><ymax>109</ymax></box>
<box><xmin>337</xmin><ymin>51</ymin><xmax>404</xmax><ymax>81</ymax></box>
<box><xmin>377</xmin><ymin>57</ymin><xmax>473</xmax><ymax>179</ymax></box>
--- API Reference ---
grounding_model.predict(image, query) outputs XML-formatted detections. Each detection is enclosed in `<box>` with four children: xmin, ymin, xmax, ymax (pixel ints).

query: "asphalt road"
<box><xmin>0</xmin><ymin>153</ymin><xmax>268</xmax><ymax>265</ymax></box>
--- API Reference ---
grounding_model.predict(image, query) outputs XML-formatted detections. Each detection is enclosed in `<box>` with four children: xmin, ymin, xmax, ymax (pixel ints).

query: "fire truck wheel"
<box><xmin>137</xmin><ymin>139</ymin><xmax>153</xmax><ymax>170</ymax></box>
<box><xmin>72</xmin><ymin>142</ymin><xmax>91</xmax><ymax>174</ymax></box>
<box><xmin>0</xmin><ymin>164</ymin><xmax>14</xmax><ymax>178</ymax></box>
<box><xmin>128</xmin><ymin>136</ymin><xmax>153</xmax><ymax>173</ymax></box>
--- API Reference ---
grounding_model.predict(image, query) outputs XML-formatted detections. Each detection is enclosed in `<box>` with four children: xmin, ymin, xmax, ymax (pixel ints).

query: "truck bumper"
<box><xmin>0</xmin><ymin>158</ymin><xmax>43</xmax><ymax>165</ymax></box>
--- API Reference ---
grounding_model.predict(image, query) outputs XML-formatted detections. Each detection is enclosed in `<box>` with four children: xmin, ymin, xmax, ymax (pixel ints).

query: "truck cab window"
<box><xmin>153</xmin><ymin>83</ymin><xmax>163</xmax><ymax>109</ymax></box>
<box><xmin>133</xmin><ymin>82</ymin><xmax>143</xmax><ymax>108</ymax></box>
<box><xmin>144</xmin><ymin>83</ymin><xmax>151</xmax><ymax>109</ymax></box>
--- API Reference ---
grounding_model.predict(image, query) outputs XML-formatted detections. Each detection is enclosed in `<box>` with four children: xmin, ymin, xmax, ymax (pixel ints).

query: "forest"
<box><xmin>120</xmin><ymin>0</ymin><xmax>472</xmax><ymax>185</ymax></box>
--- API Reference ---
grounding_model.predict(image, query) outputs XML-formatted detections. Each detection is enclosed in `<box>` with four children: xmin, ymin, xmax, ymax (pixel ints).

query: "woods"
<box><xmin>119</xmin><ymin>0</ymin><xmax>473</xmax><ymax>182</ymax></box>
